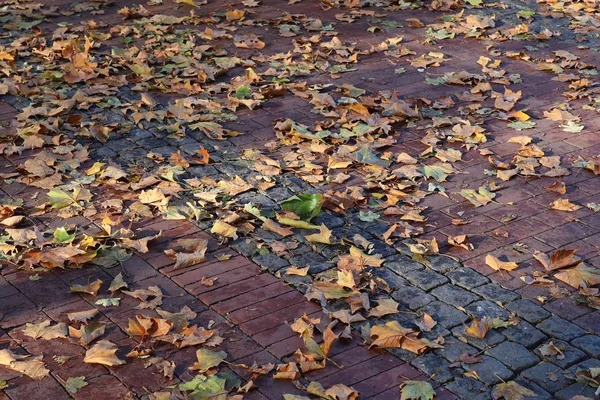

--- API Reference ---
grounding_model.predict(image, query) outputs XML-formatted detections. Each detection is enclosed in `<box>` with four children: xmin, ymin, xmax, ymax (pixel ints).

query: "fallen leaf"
<box><xmin>492</xmin><ymin>381</ymin><xmax>536</xmax><ymax>400</ymax></box>
<box><xmin>22</xmin><ymin>320</ymin><xmax>68</xmax><ymax>340</ymax></box>
<box><xmin>485</xmin><ymin>254</ymin><xmax>518</xmax><ymax>271</ymax></box>
<box><xmin>70</xmin><ymin>279</ymin><xmax>103</xmax><ymax>296</ymax></box>
<box><xmin>189</xmin><ymin>349</ymin><xmax>227</xmax><ymax>372</ymax></box>
<box><xmin>83</xmin><ymin>340</ymin><xmax>125</xmax><ymax>366</ymax></box>
<box><xmin>399</xmin><ymin>380</ymin><xmax>435</xmax><ymax>400</ymax></box>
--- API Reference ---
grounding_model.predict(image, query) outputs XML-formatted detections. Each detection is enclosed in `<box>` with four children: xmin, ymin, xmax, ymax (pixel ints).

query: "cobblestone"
<box><xmin>431</xmin><ymin>284</ymin><xmax>480</xmax><ymax>307</ymax></box>
<box><xmin>485</xmin><ymin>341</ymin><xmax>540</xmax><ymax>371</ymax></box>
<box><xmin>536</xmin><ymin>316</ymin><xmax>587</xmax><ymax>342</ymax></box>
<box><xmin>472</xmin><ymin>283</ymin><xmax>520</xmax><ymax>304</ymax></box>
<box><xmin>571</xmin><ymin>334</ymin><xmax>600</xmax><ymax>358</ymax></box>
<box><xmin>534</xmin><ymin>340</ymin><xmax>586</xmax><ymax>369</ymax></box>
<box><xmin>521</xmin><ymin>362</ymin><xmax>571</xmax><ymax>393</ymax></box>
<box><xmin>446</xmin><ymin>267</ymin><xmax>489</xmax><ymax>290</ymax></box>
<box><xmin>506</xmin><ymin>299</ymin><xmax>552</xmax><ymax>324</ymax></box>
<box><xmin>403</xmin><ymin>269</ymin><xmax>449</xmax><ymax>292</ymax></box>
<box><xmin>462</xmin><ymin>355</ymin><xmax>513</xmax><ymax>385</ymax></box>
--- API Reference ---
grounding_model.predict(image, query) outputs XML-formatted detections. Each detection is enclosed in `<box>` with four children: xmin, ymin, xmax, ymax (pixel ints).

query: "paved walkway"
<box><xmin>1</xmin><ymin>0</ymin><xmax>600</xmax><ymax>399</ymax></box>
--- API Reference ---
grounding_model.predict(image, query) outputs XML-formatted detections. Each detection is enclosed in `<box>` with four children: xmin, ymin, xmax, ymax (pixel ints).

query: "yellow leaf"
<box><xmin>210</xmin><ymin>220</ymin><xmax>238</xmax><ymax>240</ymax></box>
<box><xmin>485</xmin><ymin>254</ymin><xmax>518</xmax><ymax>271</ymax></box>
<box><xmin>285</xmin><ymin>267</ymin><xmax>309</xmax><ymax>277</ymax></box>
<box><xmin>70</xmin><ymin>279</ymin><xmax>103</xmax><ymax>296</ymax></box>
<box><xmin>84</xmin><ymin>340</ymin><xmax>125</xmax><ymax>366</ymax></box>
<box><xmin>368</xmin><ymin>298</ymin><xmax>399</xmax><ymax>318</ymax></box>
<box><xmin>304</xmin><ymin>224</ymin><xmax>332</xmax><ymax>244</ymax></box>
<box><xmin>22</xmin><ymin>320</ymin><xmax>68</xmax><ymax>340</ymax></box>
<box><xmin>550</xmin><ymin>198</ymin><xmax>581</xmax><ymax>212</ymax></box>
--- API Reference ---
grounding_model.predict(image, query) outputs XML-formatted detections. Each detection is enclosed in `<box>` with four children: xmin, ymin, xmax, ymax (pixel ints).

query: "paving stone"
<box><xmin>372</xmin><ymin>268</ymin><xmax>408</xmax><ymax>289</ymax></box>
<box><xmin>472</xmin><ymin>283</ymin><xmax>520</xmax><ymax>304</ymax></box>
<box><xmin>252</xmin><ymin>253</ymin><xmax>289</xmax><ymax>271</ymax></box>
<box><xmin>312</xmin><ymin>212</ymin><xmax>345</xmax><ymax>229</ymax></box>
<box><xmin>555</xmin><ymin>383</ymin><xmax>599</xmax><ymax>400</ymax></box>
<box><xmin>485</xmin><ymin>341</ymin><xmax>540</xmax><ymax>371</ymax></box>
<box><xmin>521</xmin><ymin>362</ymin><xmax>570</xmax><ymax>393</ymax></box>
<box><xmin>410</xmin><ymin>352</ymin><xmax>458</xmax><ymax>384</ymax></box>
<box><xmin>384</xmin><ymin>254</ymin><xmax>424</xmax><ymax>275</ymax></box>
<box><xmin>421</xmin><ymin>301</ymin><xmax>469</xmax><ymax>329</ymax></box>
<box><xmin>500</xmin><ymin>321</ymin><xmax>547</xmax><ymax>348</ymax></box>
<box><xmin>428</xmin><ymin>255</ymin><xmax>461</xmax><ymax>273</ymax></box>
<box><xmin>446</xmin><ymin>267</ymin><xmax>489</xmax><ymax>290</ymax></box>
<box><xmin>566</xmin><ymin>358</ymin><xmax>600</xmax><ymax>374</ymax></box>
<box><xmin>436</xmin><ymin>336</ymin><xmax>479</xmax><ymax>363</ymax></box>
<box><xmin>288</xmin><ymin>252</ymin><xmax>326</xmax><ymax>268</ymax></box>
<box><xmin>534</xmin><ymin>340</ymin><xmax>585</xmax><ymax>369</ymax></box>
<box><xmin>506</xmin><ymin>299</ymin><xmax>551</xmax><ymax>324</ymax></box>
<box><xmin>465</xmin><ymin>300</ymin><xmax>509</xmax><ymax>320</ymax></box>
<box><xmin>462</xmin><ymin>355</ymin><xmax>513</xmax><ymax>385</ymax></box>
<box><xmin>536</xmin><ymin>315</ymin><xmax>586</xmax><ymax>341</ymax></box>
<box><xmin>431</xmin><ymin>284</ymin><xmax>480</xmax><ymax>307</ymax></box>
<box><xmin>391</xmin><ymin>286</ymin><xmax>434</xmax><ymax>310</ymax></box>
<box><xmin>571</xmin><ymin>334</ymin><xmax>600</xmax><ymax>358</ymax></box>
<box><xmin>452</xmin><ymin>325</ymin><xmax>506</xmax><ymax>350</ymax></box>
<box><xmin>403</xmin><ymin>269</ymin><xmax>449</xmax><ymax>291</ymax></box>
<box><xmin>444</xmin><ymin>377</ymin><xmax>490</xmax><ymax>400</ymax></box>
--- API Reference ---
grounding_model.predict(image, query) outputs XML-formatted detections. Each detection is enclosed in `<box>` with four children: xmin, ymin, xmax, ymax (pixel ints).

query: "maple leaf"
<box><xmin>416</xmin><ymin>313</ymin><xmax>437</xmax><ymax>332</ymax></box>
<box><xmin>485</xmin><ymin>254</ymin><xmax>518</xmax><ymax>271</ymax></box>
<box><xmin>337</xmin><ymin>246</ymin><xmax>383</xmax><ymax>270</ymax></box>
<box><xmin>460</xmin><ymin>187</ymin><xmax>496</xmax><ymax>207</ymax></box>
<box><xmin>69</xmin><ymin>323</ymin><xmax>106</xmax><ymax>345</ymax></box>
<box><xmin>307</xmin><ymin>381</ymin><xmax>359</xmax><ymax>400</ymax></box>
<box><xmin>210</xmin><ymin>220</ymin><xmax>238</xmax><ymax>240</ymax></box>
<box><xmin>22</xmin><ymin>320</ymin><xmax>68</xmax><ymax>340</ymax></box>
<box><xmin>126</xmin><ymin>315</ymin><xmax>172</xmax><ymax>338</ymax></box>
<box><xmin>123</xmin><ymin>286</ymin><xmax>163</xmax><ymax>309</ymax></box>
<box><xmin>83</xmin><ymin>340</ymin><xmax>125</xmax><ymax>366</ymax></box>
<box><xmin>64</xmin><ymin>376</ymin><xmax>88</xmax><ymax>394</ymax></box>
<box><xmin>533</xmin><ymin>249</ymin><xmax>580</xmax><ymax>271</ymax></box>
<box><xmin>47</xmin><ymin>187</ymin><xmax>92</xmax><ymax>209</ymax></box>
<box><xmin>189</xmin><ymin>349</ymin><xmax>227</xmax><ymax>372</ymax></box>
<box><xmin>399</xmin><ymin>380</ymin><xmax>435</xmax><ymax>400</ymax></box>
<box><xmin>369</xmin><ymin>321</ymin><xmax>431</xmax><ymax>354</ymax></box>
<box><xmin>108</xmin><ymin>273</ymin><xmax>128</xmax><ymax>293</ymax></box>
<box><xmin>0</xmin><ymin>349</ymin><xmax>49</xmax><ymax>381</ymax></box>
<box><xmin>67</xmin><ymin>309</ymin><xmax>99</xmax><ymax>323</ymax></box>
<box><xmin>555</xmin><ymin>263</ymin><xmax>600</xmax><ymax>289</ymax></box>
<box><xmin>550</xmin><ymin>199</ymin><xmax>581</xmax><ymax>212</ymax></box>
<box><xmin>492</xmin><ymin>381</ymin><xmax>535</xmax><ymax>400</ymax></box>
<box><xmin>304</xmin><ymin>224</ymin><xmax>332</xmax><ymax>244</ymax></box>
<box><xmin>368</xmin><ymin>298</ymin><xmax>400</xmax><ymax>318</ymax></box>
<box><xmin>273</xmin><ymin>362</ymin><xmax>301</xmax><ymax>380</ymax></box>
<box><xmin>70</xmin><ymin>279</ymin><xmax>103</xmax><ymax>296</ymax></box>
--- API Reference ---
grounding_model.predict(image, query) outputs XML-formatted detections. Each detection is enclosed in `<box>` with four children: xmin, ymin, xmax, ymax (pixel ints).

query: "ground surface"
<box><xmin>1</xmin><ymin>0</ymin><xmax>600</xmax><ymax>399</ymax></box>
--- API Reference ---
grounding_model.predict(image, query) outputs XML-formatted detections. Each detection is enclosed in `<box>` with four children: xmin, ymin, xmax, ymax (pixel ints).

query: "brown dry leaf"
<box><xmin>555</xmin><ymin>263</ymin><xmax>600</xmax><ymax>289</ymax></box>
<box><xmin>210</xmin><ymin>220</ymin><xmax>238</xmax><ymax>240</ymax></box>
<box><xmin>547</xmin><ymin>180</ymin><xmax>566</xmax><ymax>195</ymax></box>
<box><xmin>69</xmin><ymin>323</ymin><xmax>106</xmax><ymax>346</ymax></box>
<box><xmin>123</xmin><ymin>286</ymin><xmax>163</xmax><ymax>309</ymax></box>
<box><xmin>533</xmin><ymin>249</ymin><xmax>581</xmax><ymax>271</ymax></box>
<box><xmin>285</xmin><ymin>267</ymin><xmax>309</xmax><ymax>277</ymax></box>
<box><xmin>70</xmin><ymin>279</ymin><xmax>103</xmax><ymax>296</ymax></box>
<box><xmin>165</xmin><ymin>238</ymin><xmax>209</xmax><ymax>270</ymax></box>
<box><xmin>307</xmin><ymin>381</ymin><xmax>358</xmax><ymax>400</ymax></box>
<box><xmin>67</xmin><ymin>309</ymin><xmax>99</xmax><ymax>323</ymax></box>
<box><xmin>126</xmin><ymin>315</ymin><xmax>172</xmax><ymax>338</ymax></box>
<box><xmin>368</xmin><ymin>298</ymin><xmax>400</xmax><ymax>318</ymax></box>
<box><xmin>304</xmin><ymin>224</ymin><xmax>332</xmax><ymax>244</ymax></box>
<box><xmin>84</xmin><ymin>340</ymin><xmax>125</xmax><ymax>366</ymax></box>
<box><xmin>369</xmin><ymin>321</ymin><xmax>432</xmax><ymax>354</ymax></box>
<box><xmin>492</xmin><ymin>381</ymin><xmax>536</xmax><ymax>400</ymax></box>
<box><xmin>485</xmin><ymin>254</ymin><xmax>518</xmax><ymax>271</ymax></box>
<box><xmin>416</xmin><ymin>313</ymin><xmax>437</xmax><ymax>332</ymax></box>
<box><xmin>0</xmin><ymin>349</ymin><xmax>49</xmax><ymax>381</ymax></box>
<box><xmin>550</xmin><ymin>199</ymin><xmax>581</xmax><ymax>212</ymax></box>
<box><xmin>263</xmin><ymin>219</ymin><xmax>293</xmax><ymax>237</ymax></box>
<box><xmin>22</xmin><ymin>320</ymin><xmax>68</xmax><ymax>340</ymax></box>
<box><xmin>273</xmin><ymin>362</ymin><xmax>301</xmax><ymax>380</ymax></box>
<box><xmin>538</xmin><ymin>341</ymin><xmax>565</xmax><ymax>360</ymax></box>
<box><xmin>507</xmin><ymin>136</ymin><xmax>532</xmax><ymax>146</ymax></box>
<box><xmin>464</xmin><ymin>317</ymin><xmax>518</xmax><ymax>339</ymax></box>
<box><xmin>337</xmin><ymin>246</ymin><xmax>383</xmax><ymax>270</ymax></box>
<box><xmin>448</xmin><ymin>234</ymin><xmax>474</xmax><ymax>251</ymax></box>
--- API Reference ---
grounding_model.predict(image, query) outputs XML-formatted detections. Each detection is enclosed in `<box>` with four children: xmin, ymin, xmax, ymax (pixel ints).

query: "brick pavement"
<box><xmin>1</xmin><ymin>0</ymin><xmax>600</xmax><ymax>399</ymax></box>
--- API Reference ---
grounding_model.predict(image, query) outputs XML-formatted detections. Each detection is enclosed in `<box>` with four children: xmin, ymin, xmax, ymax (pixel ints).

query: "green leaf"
<box><xmin>65</xmin><ymin>376</ymin><xmax>87</xmax><ymax>394</ymax></box>
<box><xmin>400</xmin><ymin>381</ymin><xmax>435</xmax><ymax>400</ymax></box>
<box><xmin>280</xmin><ymin>193</ymin><xmax>324</xmax><ymax>221</ymax></box>
<box><xmin>507</xmin><ymin>120</ymin><xmax>536</xmax><ymax>131</ymax></box>
<box><xmin>191</xmin><ymin>349</ymin><xmax>228</xmax><ymax>372</ymax></box>
<box><xmin>358</xmin><ymin>210</ymin><xmax>380</xmax><ymax>222</ymax></box>
<box><xmin>92</xmin><ymin>248</ymin><xmax>131</xmax><ymax>268</ymax></box>
<box><xmin>232</xmin><ymin>85</ymin><xmax>252</xmax><ymax>99</ymax></box>
<box><xmin>244</xmin><ymin>203</ymin><xmax>266</xmax><ymax>221</ymax></box>
<box><xmin>460</xmin><ymin>187</ymin><xmax>496</xmax><ymax>207</ymax></box>
<box><xmin>353</xmin><ymin>147</ymin><xmax>391</xmax><ymax>167</ymax></box>
<box><xmin>422</xmin><ymin>165</ymin><xmax>449</xmax><ymax>182</ymax></box>
<box><xmin>179</xmin><ymin>375</ymin><xmax>227</xmax><ymax>398</ymax></box>
<box><xmin>95</xmin><ymin>298</ymin><xmax>120</xmax><ymax>307</ymax></box>
<box><xmin>276</xmin><ymin>217</ymin><xmax>320</xmax><ymax>230</ymax></box>
<box><xmin>53</xmin><ymin>227</ymin><xmax>75</xmax><ymax>243</ymax></box>
<box><xmin>47</xmin><ymin>188</ymin><xmax>91</xmax><ymax>209</ymax></box>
